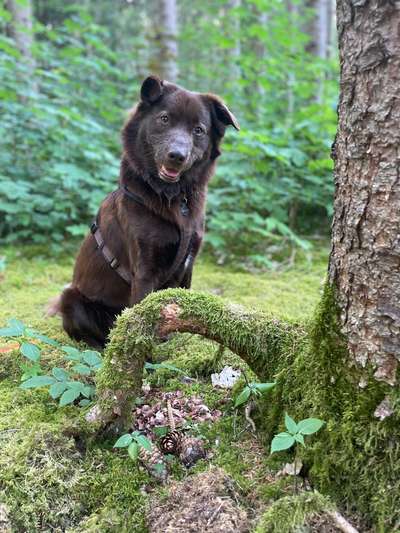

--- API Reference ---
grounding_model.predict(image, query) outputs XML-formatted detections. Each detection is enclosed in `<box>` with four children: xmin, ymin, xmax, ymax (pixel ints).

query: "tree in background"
<box><xmin>5</xmin><ymin>0</ymin><xmax>35</xmax><ymax>81</ymax></box>
<box><xmin>0</xmin><ymin>0</ymin><xmax>338</xmax><ymax>266</ymax></box>
<box><xmin>149</xmin><ymin>0</ymin><xmax>179</xmax><ymax>82</ymax></box>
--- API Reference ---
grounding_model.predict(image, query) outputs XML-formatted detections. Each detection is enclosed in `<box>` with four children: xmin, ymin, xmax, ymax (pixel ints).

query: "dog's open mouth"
<box><xmin>159</xmin><ymin>165</ymin><xmax>181</xmax><ymax>183</ymax></box>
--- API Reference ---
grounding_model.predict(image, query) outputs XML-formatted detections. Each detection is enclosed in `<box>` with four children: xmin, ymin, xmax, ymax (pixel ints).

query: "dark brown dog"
<box><xmin>50</xmin><ymin>76</ymin><xmax>239</xmax><ymax>348</ymax></box>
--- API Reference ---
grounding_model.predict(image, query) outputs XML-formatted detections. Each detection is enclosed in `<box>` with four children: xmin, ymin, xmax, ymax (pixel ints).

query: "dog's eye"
<box><xmin>160</xmin><ymin>114</ymin><xmax>169</xmax><ymax>124</ymax></box>
<box><xmin>193</xmin><ymin>126</ymin><xmax>205</xmax><ymax>136</ymax></box>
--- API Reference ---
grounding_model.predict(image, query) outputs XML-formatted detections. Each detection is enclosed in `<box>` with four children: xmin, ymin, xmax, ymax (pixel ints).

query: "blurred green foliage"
<box><xmin>0</xmin><ymin>0</ymin><xmax>338</xmax><ymax>263</ymax></box>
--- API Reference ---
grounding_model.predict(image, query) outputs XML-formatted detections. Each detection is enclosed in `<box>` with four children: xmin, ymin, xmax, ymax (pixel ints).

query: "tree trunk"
<box><xmin>305</xmin><ymin>0</ymin><xmax>330</xmax><ymax>102</ymax></box>
<box><xmin>316</xmin><ymin>0</ymin><xmax>329</xmax><ymax>61</ymax></box>
<box><xmin>6</xmin><ymin>0</ymin><xmax>35</xmax><ymax>76</ymax></box>
<box><xmin>227</xmin><ymin>0</ymin><xmax>241</xmax><ymax>83</ymax></box>
<box><xmin>330</xmin><ymin>0</ymin><xmax>400</xmax><ymax>386</ymax></box>
<box><xmin>286</xmin><ymin>0</ymin><xmax>297</xmax><ymax>118</ymax></box>
<box><xmin>149</xmin><ymin>0</ymin><xmax>178</xmax><ymax>82</ymax></box>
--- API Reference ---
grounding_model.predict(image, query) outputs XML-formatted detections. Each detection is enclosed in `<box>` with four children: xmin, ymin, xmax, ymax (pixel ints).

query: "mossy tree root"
<box><xmin>88</xmin><ymin>288</ymin><xmax>305</xmax><ymax>432</ymax></box>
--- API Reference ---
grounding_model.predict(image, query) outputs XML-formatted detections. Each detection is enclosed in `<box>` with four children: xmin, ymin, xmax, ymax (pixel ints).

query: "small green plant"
<box><xmin>271</xmin><ymin>413</ymin><xmax>325</xmax><ymax>492</ymax></box>
<box><xmin>270</xmin><ymin>414</ymin><xmax>325</xmax><ymax>453</ymax></box>
<box><xmin>113</xmin><ymin>431</ymin><xmax>152</xmax><ymax>461</ymax></box>
<box><xmin>0</xmin><ymin>318</ymin><xmax>102</xmax><ymax>406</ymax></box>
<box><xmin>234</xmin><ymin>380</ymin><xmax>276</xmax><ymax>408</ymax></box>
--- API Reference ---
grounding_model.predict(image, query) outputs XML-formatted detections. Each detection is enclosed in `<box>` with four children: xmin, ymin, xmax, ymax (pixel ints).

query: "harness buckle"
<box><xmin>90</xmin><ymin>221</ymin><xmax>98</xmax><ymax>234</ymax></box>
<box><xmin>110</xmin><ymin>258</ymin><xmax>119</xmax><ymax>269</ymax></box>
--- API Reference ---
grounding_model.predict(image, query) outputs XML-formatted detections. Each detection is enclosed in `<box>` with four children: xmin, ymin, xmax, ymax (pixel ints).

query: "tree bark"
<box><xmin>6</xmin><ymin>0</ymin><xmax>35</xmax><ymax>76</ymax></box>
<box><xmin>150</xmin><ymin>0</ymin><xmax>178</xmax><ymax>82</ymax></box>
<box><xmin>330</xmin><ymin>0</ymin><xmax>400</xmax><ymax>385</ymax></box>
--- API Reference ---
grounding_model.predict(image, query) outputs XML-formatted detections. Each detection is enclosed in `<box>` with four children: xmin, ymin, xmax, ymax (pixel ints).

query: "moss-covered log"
<box><xmin>91</xmin><ymin>286</ymin><xmax>400</xmax><ymax>530</ymax></box>
<box><xmin>89</xmin><ymin>288</ymin><xmax>305</xmax><ymax>432</ymax></box>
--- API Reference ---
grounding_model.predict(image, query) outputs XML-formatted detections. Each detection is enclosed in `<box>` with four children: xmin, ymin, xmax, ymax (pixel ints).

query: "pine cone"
<box><xmin>159</xmin><ymin>430</ymin><xmax>183</xmax><ymax>455</ymax></box>
<box><xmin>179</xmin><ymin>436</ymin><xmax>206</xmax><ymax>467</ymax></box>
<box><xmin>139</xmin><ymin>446</ymin><xmax>168</xmax><ymax>482</ymax></box>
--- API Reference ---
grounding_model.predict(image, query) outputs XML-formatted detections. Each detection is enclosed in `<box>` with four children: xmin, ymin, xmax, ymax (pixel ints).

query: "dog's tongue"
<box><xmin>162</xmin><ymin>166</ymin><xmax>180</xmax><ymax>178</ymax></box>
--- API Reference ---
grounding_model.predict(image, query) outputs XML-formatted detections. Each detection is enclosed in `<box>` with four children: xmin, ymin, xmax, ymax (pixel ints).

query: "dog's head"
<box><xmin>123</xmin><ymin>76</ymin><xmax>239</xmax><ymax>189</ymax></box>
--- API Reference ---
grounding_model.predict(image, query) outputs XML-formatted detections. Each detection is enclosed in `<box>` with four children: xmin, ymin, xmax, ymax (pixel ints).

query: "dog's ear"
<box><xmin>205</xmin><ymin>94</ymin><xmax>240</xmax><ymax>131</ymax></box>
<box><xmin>141</xmin><ymin>76</ymin><xmax>164</xmax><ymax>104</ymax></box>
<box><xmin>203</xmin><ymin>94</ymin><xmax>239</xmax><ymax>159</ymax></box>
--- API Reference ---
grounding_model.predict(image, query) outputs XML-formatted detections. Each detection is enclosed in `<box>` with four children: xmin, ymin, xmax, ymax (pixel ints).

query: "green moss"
<box><xmin>254</xmin><ymin>491</ymin><xmax>334</xmax><ymax>533</ymax></box>
<box><xmin>97</xmin><ymin>282</ymin><xmax>400</xmax><ymax>530</ymax></box>
<box><xmin>0</xmin><ymin>245</ymin><xmax>331</xmax><ymax>530</ymax></box>
<box><xmin>257</xmin><ymin>284</ymin><xmax>400</xmax><ymax>532</ymax></box>
<box><xmin>0</xmin><ymin>381</ymin><xmax>149</xmax><ymax>532</ymax></box>
<box><xmin>94</xmin><ymin>288</ymin><xmax>305</xmax><ymax>429</ymax></box>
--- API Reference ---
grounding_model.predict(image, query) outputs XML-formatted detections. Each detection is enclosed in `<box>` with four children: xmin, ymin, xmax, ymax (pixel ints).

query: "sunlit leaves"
<box><xmin>271</xmin><ymin>414</ymin><xmax>325</xmax><ymax>454</ymax></box>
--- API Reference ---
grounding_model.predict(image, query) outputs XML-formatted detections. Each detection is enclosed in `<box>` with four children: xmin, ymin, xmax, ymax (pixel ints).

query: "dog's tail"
<box><xmin>45</xmin><ymin>283</ymin><xmax>71</xmax><ymax>317</ymax></box>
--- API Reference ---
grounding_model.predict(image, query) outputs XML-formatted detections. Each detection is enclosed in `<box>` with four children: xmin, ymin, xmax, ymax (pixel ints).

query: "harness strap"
<box><xmin>121</xmin><ymin>185</ymin><xmax>146</xmax><ymax>206</ymax></box>
<box><xmin>90</xmin><ymin>221</ymin><xmax>131</xmax><ymax>285</ymax></box>
<box><xmin>90</xmin><ymin>186</ymin><xmax>191</xmax><ymax>288</ymax></box>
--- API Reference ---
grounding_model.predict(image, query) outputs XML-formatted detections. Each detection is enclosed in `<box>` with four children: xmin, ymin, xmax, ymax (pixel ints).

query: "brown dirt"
<box><xmin>147</xmin><ymin>466</ymin><xmax>250</xmax><ymax>532</ymax></box>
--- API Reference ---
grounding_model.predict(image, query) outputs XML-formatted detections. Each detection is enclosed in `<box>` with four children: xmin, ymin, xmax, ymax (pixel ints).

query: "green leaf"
<box><xmin>20</xmin><ymin>375</ymin><xmax>56</xmax><ymax>389</ymax></box>
<box><xmin>297</xmin><ymin>418</ymin><xmax>325</xmax><ymax>435</ymax></box>
<box><xmin>294</xmin><ymin>433</ymin><xmax>305</xmax><ymax>447</ymax></box>
<box><xmin>250</xmin><ymin>382</ymin><xmax>276</xmax><ymax>393</ymax></box>
<box><xmin>153</xmin><ymin>463</ymin><xmax>166</xmax><ymax>475</ymax></box>
<box><xmin>65</xmin><ymin>381</ymin><xmax>86</xmax><ymax>395</ymax></box>
<box><xmin>79</xmin><ymin>399</ymin><xmax>91</xmax><ymax>407</ymax></box>
<box><xmin>270</xmin><ymin>432</ymin><xmax>296</xmax><ymax>453</ymax></box>
<box><xmin>234</xmin><ymin>386</ymin><xmax>251</xmax><ymax>408</ymax></box>
<box><xmin>59</xmin><ymin>388</ymin><xmax>81</xmax><ymax>406</ymax></box>
<box><xmin>49</xmin><ymin>381</ymin><xmax>68</xmax><ymax>399</ymax></box>
<box><xmin>73</xmin><ymin>364</ymin><xmax>92</xmax><ymax>375</ymax></box>
<box><xmin>20</xmin><ymin>362</ymin><xmax>42</xmax><ymax>381</ymax></box>
<box><xmin>128</xmin><ymin>441</ymin><xmax>139</xmax><ymax>461</ymax></box>
<box><xmin>158</xmin><ymin>362</ymin><xmax>185</xmax><ymax>374</ymax></box>
<box><xmin>113</xmin><ymin>434</ymin><xmax>133</xmax><ymax>448</ymax></box>
<box><xmin>0</xmin><ymin>326</ymin><xmax>22</xmax><ymax>337</ymax></box>
<box><xmin>20</xmin><ymin>342</ymin><xmax>41</xmax><ymax>362</ymax></box>
<box><xmin>8</xmin><ymin>319</ymin><xmax>26</xmax><ymax>335</ymax></box>
<box><xmin>284</xmin><ymin>413</ymin><xmax>298</xmax><ymax>434</ymax></box>
<box><xmin>153</xmin><ymin>426</ymin><xmax>168</xmax><ymax>438</ymax></box>
<box><xmin>61</xmin><ymin>346</ymin><xmax>82</xmax><ymax>358</ymax></box>
<box><xmin>82</xmin><ymin>385</ymin><xmax>95</xmax><ymax>398</ymax></box>
<box><xmin>82</xmin><ymin>350</ymin><xmax>102</xmax><ymax>367</ymax></box>
<box><xmin>135</xmin><ymin>434</ymin><xmax>152</xmax><ymax>451</ymax></box>
<box><xmin>25</xmin><ymin>329</ymin><xmax>60</xmax><ymax>347</ymax></box>
<box><xmin>65</xmin><ymin>354</ymin><xmax>83</xmax><ymax>362</ymax></box>
<box><xmin>52</xmin><ymin>367</ymin><xmax>69</xmax><ymax>381</ymax></box>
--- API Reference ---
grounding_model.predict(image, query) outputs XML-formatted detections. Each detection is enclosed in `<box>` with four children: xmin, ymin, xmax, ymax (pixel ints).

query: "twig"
<box><xmin>244</xmin><ymin>400</ymin><xmax>256</xmax><ymax>433</ymax></box>
<box><xmin>327</xmin><ymin>511</ymin><xmax>359</xmax><ymax>533</ymax></box>
<box><xmin>206</xmin><ymin>503</ymin><xmax>223</xmax><ymax>526</ymax></box>
<box><xmin>167</xmin><ymin>400</ymin><xmax>176</xmax><ymax>431</ymax></box>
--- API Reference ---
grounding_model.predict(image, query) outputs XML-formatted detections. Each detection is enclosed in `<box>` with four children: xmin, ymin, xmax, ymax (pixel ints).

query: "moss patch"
<box><xmin>0</xmin><ymin>245</ymin><xmax>329</xmax><ymax>530</ymax></box>
<box><xmin>257</xmin><ymin>284</ymin><xmax>400</xmax><ymax>532</ymax></box>
<box><xmin>254</xmin><ymin>491</ymin><xmax>334</xmax><ymax>533</ymax></box>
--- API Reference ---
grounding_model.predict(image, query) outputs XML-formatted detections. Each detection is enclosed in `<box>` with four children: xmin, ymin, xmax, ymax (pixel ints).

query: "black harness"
<box><xmin>90</xmin><ymin>186</ymin><xmax>190</xmax><ymax>286</ymax></box>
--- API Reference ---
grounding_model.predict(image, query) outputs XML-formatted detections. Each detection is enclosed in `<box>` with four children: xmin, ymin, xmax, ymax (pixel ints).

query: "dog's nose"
<box><xmin>167</xmin><ymin>150</ymin><xmax>187</xmax><ymax>164</ymax></box>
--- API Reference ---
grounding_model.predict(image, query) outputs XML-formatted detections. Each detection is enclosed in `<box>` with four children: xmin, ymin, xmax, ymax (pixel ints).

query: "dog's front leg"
<box><xmin>130</xmin><ymin>274</ymin><xmax>155</xmax><ymax>305</ymax></box>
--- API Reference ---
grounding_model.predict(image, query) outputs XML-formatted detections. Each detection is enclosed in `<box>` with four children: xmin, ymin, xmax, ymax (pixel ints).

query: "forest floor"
<box><xmin>0</xmin><ymin>244</ymin><xmax>344</xmax><ymax>533</ymax></box>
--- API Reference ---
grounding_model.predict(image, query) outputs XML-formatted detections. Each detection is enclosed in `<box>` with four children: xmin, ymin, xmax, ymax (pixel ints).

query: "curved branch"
<box><xmin>87</xmin><ymin>289</ymin><xmax>305</xmax><ymax>431</ymax></box>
